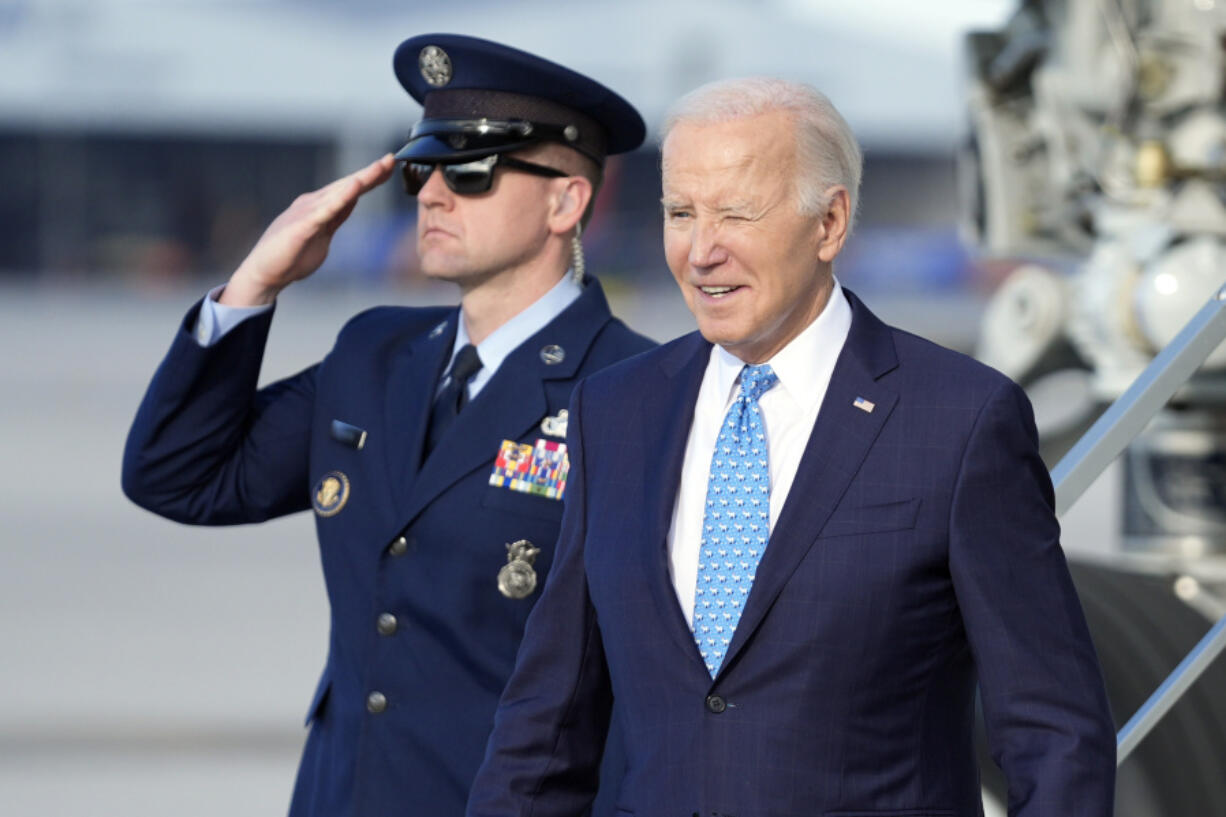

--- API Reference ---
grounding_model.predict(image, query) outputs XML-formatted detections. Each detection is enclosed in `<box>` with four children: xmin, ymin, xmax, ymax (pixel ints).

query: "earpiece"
<box><xmin>571</xmin><ymin>222</ymin><xmax>585</xmax><ymax>284</ymax></box>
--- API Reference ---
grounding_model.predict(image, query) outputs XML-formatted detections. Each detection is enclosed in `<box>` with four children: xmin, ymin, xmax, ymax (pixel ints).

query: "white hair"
<box><xmin>662</xmin><ymin>77</ymin><xmax>863</xmax><ymax>231</ymax></box>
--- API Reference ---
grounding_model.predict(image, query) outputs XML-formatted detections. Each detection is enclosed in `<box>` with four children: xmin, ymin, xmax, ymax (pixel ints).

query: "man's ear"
<box><xmin>816</xmin><ymin>186</ymin><xmax>851</xmax><ymax>263</ymax></box>
<box><xmin>547</xmin><ymin>176</ymin><xmax>594</xmax><ymax>236</ymax></box>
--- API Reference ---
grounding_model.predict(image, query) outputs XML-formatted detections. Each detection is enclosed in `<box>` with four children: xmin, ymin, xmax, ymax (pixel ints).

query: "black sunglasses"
<box><xmin>401</xmin><ymin>154</ymin><xmax>568</xmax><ymax>196</ymax></box>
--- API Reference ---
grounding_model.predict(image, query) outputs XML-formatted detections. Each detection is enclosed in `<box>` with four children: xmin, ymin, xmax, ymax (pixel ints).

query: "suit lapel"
<box><xmin>718</xmin><ymin>291</ymin><xmax>900</xmax><ymax>678</ymax></box>
<box><xmin>381</xmin><ymin>312</ymin><xmax>456</xmax><ymax>512</ymax></box>
<box><xmin>401</xmin><ymin>279</ymin><xmax>615</xmax><ymax>526</ymax></box>
<box><xmin>407</xmin><ymin>360</ymin><xmax>548</xmax><ymax>522</ymax></box>
<box><xmin>635</xmin><ymin>333</ymin><xmax>716</xmax><ymax>675</ymax></box>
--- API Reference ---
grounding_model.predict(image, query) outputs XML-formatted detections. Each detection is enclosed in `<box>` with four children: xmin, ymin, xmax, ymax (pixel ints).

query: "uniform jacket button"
<box><xmin>705</xmin><ymin>694</ymin><xmax>726</xmax><ymax>714</ymax></box>
<box><xmin>366</xmin><ymin>691</ymin><xmax>387</xmax><ymax>714</ymax></box>
<box><xmin>388</xmin><ymin>536</ymin><xmax>408</xmax><ymax>557</ymax></box>
<box><xmin>376</xmin><ymin>613</ymin><xmax>398</xmax><ymax>636</ymax></box>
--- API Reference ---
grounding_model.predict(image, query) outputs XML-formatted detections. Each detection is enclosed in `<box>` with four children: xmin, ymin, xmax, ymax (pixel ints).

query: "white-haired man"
<box><xmin>466</xmin><ymin>78</ymin><xmax>1116</xmax><ymax>817</ymax></box>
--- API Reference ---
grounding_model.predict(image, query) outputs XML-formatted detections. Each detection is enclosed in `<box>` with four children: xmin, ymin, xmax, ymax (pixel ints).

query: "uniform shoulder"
<box><xmin>584</xmin><ymin>318</ymin><xmax>657</xmax><ymax>369</ymax></box>
<box><xmin>335</xmin><ymin>304</ymin><xmax>453</xmax><ymax>346</ymax></box>
<box><xmin>582</xmin><ymin>331</ymin><xmax>702</xmax><ymax>397</ymax></box>
<box><xmin>600</xmin><ymin>318</ymin><xmax>656</xmax><ymax>353</ymax></box>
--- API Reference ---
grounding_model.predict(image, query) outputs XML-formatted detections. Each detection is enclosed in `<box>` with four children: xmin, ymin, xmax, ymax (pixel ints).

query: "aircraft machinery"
<box><xmin>963</xmin><ymin>1</ymin><xmax>1226</xmax><ymax>813</ymax></box>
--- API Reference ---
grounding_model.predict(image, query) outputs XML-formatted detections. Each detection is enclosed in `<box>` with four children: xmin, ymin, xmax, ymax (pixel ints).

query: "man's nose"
<box><xmin>688</xmin><ymin>220</ymin><xmax>729</xmax><ymax>269</ymax></box>
<box><xmin>417</xmin><ymin>166</ymin><xmax>453</xmax><ymax>208</ymax></box>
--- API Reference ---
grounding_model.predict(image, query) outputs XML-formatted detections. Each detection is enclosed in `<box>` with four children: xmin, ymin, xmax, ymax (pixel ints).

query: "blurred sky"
<box><xmin>0</xmin><ymin>0</ymin><xmax>1015</xmax><ymax>149</ymax></box>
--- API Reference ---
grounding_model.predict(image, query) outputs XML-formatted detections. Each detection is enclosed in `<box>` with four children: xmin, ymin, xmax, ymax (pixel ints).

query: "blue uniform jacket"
<box><xmin>468</xmin><ymin>290</ymin><xmax>1116</xmax><ymax>817</ymax></box>
<box><xmin>122</xmin><ymin>279</ymin><xmax>654</xmax><ymax>817</ymax></box>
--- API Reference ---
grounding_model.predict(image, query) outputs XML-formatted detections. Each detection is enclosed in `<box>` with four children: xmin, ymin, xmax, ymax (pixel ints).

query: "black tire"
<box><xmin>976</xmin><ymin>559</ymin><xmax>1226</xmax><ymax>814</ymax></box>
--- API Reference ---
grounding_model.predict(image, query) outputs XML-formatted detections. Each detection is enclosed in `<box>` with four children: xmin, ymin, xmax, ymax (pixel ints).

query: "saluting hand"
<box><xmin>219</xmin><ymin>154</ymin><xmax>397</xmax><ymax>307</ymax></box>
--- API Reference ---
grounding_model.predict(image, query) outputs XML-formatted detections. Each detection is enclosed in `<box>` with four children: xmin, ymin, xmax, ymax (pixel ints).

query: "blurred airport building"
<box><xmin>0</xmin><ymin>0</ymin><xmax>1014</xmax><ymax>295</ymax></box>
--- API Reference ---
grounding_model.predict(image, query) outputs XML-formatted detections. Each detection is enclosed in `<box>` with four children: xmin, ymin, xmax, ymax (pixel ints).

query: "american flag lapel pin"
<box><xmin>853</xmin><ymin>396</ymin><xmax>875</xmax><ymax>413</ymax></box>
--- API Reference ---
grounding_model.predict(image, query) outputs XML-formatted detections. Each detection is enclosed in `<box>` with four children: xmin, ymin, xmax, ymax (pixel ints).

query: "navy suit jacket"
<box><xmin>467</xmin><ymin>290</ymin><xmax>1116</xmax><ymax>817</ymax></box>
<box><xmin>122</xmin><ymin>279</ymin><xmax>654</xmax><ymax>817</ymax></box>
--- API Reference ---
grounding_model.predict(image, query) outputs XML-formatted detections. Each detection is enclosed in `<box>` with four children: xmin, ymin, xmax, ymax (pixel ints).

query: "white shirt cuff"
<box><xmin>192</xmin><ymin>284</ymin><xmax>274</xmax><ymax>347</ymax></box>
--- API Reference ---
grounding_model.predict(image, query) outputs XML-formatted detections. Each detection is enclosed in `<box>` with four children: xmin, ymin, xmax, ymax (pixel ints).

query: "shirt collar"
<box><xmin>450</xmin><ymin>272</ymin><xmax>582</xmax><ymax>377</ymax></box>
<box><xmin>714</xmin><ymin>277</ymin><xmax>852</xmax><ymax>410</ymax></box>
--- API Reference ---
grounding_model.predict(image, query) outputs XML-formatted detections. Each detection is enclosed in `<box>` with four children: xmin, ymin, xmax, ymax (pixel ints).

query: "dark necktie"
<box><xmin>424</xmin><ymin>344</ymin><xmax>483</xmax><ymax>458</ymax></box>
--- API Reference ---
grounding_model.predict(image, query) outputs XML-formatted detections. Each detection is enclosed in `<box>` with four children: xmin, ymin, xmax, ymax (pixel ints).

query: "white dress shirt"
<box><xmin>667</xmin><ymin>280</ymin><xmax>852</xmax><ymax>626</ymax></box>
<box><xmin>193</xmin><ymin>274</ymin><xmax>581</xmax><ymax>402</ymax></box>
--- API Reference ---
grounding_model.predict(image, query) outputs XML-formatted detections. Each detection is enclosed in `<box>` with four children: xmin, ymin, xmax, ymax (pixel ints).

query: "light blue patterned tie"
<box><xmin>693</xmin><ymin>363</ymin><xmax>778</xmax><ymax>676</ymax></box>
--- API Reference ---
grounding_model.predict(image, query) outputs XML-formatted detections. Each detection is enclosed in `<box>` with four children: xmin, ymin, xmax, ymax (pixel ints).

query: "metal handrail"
<box><xmin>1048</xmin><ymin>284</ymin><xmax>1226</xmax><ymax>765</ymax></box>
<box><xmin>1115</xmin><ymin>614</ymin><xmax>1226</xmax><ymax>762</ymax></box>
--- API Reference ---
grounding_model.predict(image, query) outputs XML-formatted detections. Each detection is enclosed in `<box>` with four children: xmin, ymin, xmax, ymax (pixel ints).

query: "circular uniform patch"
<box><xmin>419</xmin><ymin>45</ymin><xmax>453</xmax><ymax>87</ymax></box>
<box><xmin>312</xmin><ymin>471</ymin><xmax>350</xmax><ymax>517</ymax></box>
<box><xmin>539</xmin><ymin>344</ymin><xmax>565</xmax><ymax>365</ymax></box>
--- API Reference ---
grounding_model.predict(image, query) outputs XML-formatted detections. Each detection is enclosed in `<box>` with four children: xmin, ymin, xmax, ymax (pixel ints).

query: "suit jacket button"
<box><xmin>388</xmin><ymin>536</ymin><xmax>408</xmax><ymax>557</ymax></box>
<box><xmin>705</xmin><ymin>694</ymin><xmax>726</xmax><ymax>714</ymax></box>
<box><xmin>376</xmin><ymin>613</ymin><xmax>398</xmax><ymax>636</ymax></box>
<box><xmin>366</xmin><ymin>691</ymin><xmax>387</xmax><ymax>714</ymax></box>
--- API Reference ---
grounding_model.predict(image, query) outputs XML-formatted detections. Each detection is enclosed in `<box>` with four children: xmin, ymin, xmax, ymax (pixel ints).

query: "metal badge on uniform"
<box><xmin>429</xmin><ymin>320</ymin><xmax>447</xmax><ymax>339</ymax></box>
<box><xmin>497</xmin><ymin>539</ymin><xmax>540</xmax><ymax>599</ymax></box>
<box><xmin>330</xmin><ymin>420</ymin><xmax>368</xmax><ymax>450</ymax></box>
<box><xmin>540</xmin><ymin>409</ymin><xmax>568</xmax><ymax>438</ymax></box>
<box><xmin>539</xmin><ymin>344</ymin><xmax>565</xmax><ymax>365</ymax></box>
<box><xmin>419</xmin><ymin>45</ymin><xmax>452</xmax><ymax>87</ymax></box>
<box><xmin>488</xmin><ymin>438</ymin><xmax>569</xmax><ymax>500</ymax></box>
<box><xmin>312</xmin><ymin>470</ymin><xmax>350</xmax><ymax>517</ymax></box>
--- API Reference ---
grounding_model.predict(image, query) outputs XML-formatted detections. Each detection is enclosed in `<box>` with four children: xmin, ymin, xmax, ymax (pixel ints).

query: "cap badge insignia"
<box><xmin>312</xmin><ymin>470</ymin><xmax>350</xmax><ymax>517</ymax></box>
<box><xmin>419</xmin><ymin>45</ymin><xmax>453</xmax><ymax>87</ymax></box>
<box><xmin>540</xmin><ymin>409</ymin><xmax>568</xmax><ymax>438</ymax></box>
<box><xmin>498</xmin><ymin>539</ymin><xmax>540</xmax><ymax>599</ymax></box>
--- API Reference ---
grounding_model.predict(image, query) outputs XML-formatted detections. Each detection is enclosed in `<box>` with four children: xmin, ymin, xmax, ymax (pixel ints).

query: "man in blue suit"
<box><xmin>122</xmin><ymin>34</ymin><xmax>652</xmax><ymax>817</ymax></box>
<box><xmin>467</xmin><ymin>78</ymin><xmax>1116</xmax><ymax>816</ymax></box>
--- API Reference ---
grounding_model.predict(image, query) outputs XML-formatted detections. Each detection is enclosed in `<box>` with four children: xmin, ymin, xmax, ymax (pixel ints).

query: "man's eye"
<box><xmin>666</xmin><ymin>209</ymin><xmax>692</xmax><ymax>221</ymax></box>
